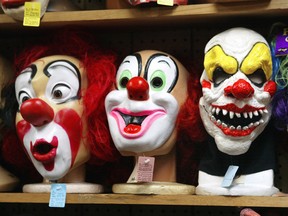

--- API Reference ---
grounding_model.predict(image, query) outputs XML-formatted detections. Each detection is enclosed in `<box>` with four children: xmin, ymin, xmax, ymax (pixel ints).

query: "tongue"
<box><xmin>124</xmin><ymin>124</ymin><xmax>141</xmax><ymax>134</ymax></box>
<box><xmin>43</xmin><ymin>161</ymin><xmax>54</xmax><ymax>171</ymax></box>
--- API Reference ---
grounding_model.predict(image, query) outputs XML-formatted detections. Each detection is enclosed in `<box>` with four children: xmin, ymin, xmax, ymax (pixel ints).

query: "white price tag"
<box><xmin>221</xmin><ymin>165</ymin><xmax>239</xmax><ymax>188</ymax></box>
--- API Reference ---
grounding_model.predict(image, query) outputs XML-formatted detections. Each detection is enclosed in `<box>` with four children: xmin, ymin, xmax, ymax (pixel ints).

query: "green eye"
<box><xmin>118</xmin><ymin>70</ymin><xmax>132</xmax><ymax>90</ymax></box>
<box><xmin>150</xmin><ymin>70</ymin><xmax>166</xmax><ymax>91</ymax></box>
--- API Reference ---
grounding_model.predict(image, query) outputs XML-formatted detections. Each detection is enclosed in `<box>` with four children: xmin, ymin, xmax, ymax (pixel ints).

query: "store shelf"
<box><xmin>0</xmin><ymin>1</ymin><xmax>288</xmax><ymax>215</ymax></box>
<box><xmin>0</xmin><ymin>193</ymin><xmax>287</xmax><ymax>207</ymax></box>
<box><xmin>0</xmin><ymin>0</ymin><xmax>287</xmax><ymax>31</ymax></box>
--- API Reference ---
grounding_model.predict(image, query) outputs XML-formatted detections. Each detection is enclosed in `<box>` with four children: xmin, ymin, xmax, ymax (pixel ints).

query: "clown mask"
<box><xmin>15</xmin><ymin>55</ymin><xmax>90</xmax><ymax>182</ymax></box>
<box><xmin>1</xmin><ymin>0</ymin><xmax>49</xmax><ymax>21</ymax></box>
<box><xmin>105</xmin><ymin>50</ymin><xmax>189</xmax><ymax>157</ymax></box>
<box><xmin>199</xmin><ymin>27</ymin><xmax>277</xmax><ymax>155</ymax></box>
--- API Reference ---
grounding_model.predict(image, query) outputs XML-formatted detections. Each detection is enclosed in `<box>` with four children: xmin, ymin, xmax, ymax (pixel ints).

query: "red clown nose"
<box><xmin>20</xmin><ymin>98</ymin><xmax>54</xmax><ymax>127</ymax></box>
<box><xmin>126</xmin><ymin>77</ymin><xmax>149</xmax><ymax>101</ymax></box>
<box><xmin>224</xmin><ymin>79</ymin><xmax>254</xmax><ymax>99</ymax></box>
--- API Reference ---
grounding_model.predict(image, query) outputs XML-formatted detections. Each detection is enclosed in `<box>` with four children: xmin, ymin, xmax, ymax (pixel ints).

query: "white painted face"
<box><xmin>15</xmin><ymin>55</ymin><xmax>89</xmax><ymax>181</ymax></box>
<box><xmin>105</xmin><ymin>50</ymin><xmax>188</xmax><ymax>156</ymax></box>
<box><xmin>1</xmin><ymin>0</ymin><xmax>49</xmax><ymax>21</ymax></box>
<box><xmin>199</xmin><ymin>27</ymin><xmax>277</xmax><ymax>155</ymax></box>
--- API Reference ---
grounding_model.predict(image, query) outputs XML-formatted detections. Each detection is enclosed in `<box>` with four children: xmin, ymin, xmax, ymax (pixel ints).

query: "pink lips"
<box><xmin>111</xmin><ymin>108</ymin><xmax>166</xmax><ymax>139</ymax></box>
<box><xmin>30</xmin><ymin>136</ymin><xmax>58</xmax><ymax>171</ymax></box>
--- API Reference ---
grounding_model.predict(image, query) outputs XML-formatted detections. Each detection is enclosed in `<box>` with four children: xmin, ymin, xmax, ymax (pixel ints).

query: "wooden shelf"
<box><xmin>0</xmin><ymin>0</ymin><xmax>287</xmax><ymax>31</ymax></box>
<box><xmin>0</xmin><ymin>193</ymin><xmax>287</xmax><ymax>207</ymax></box>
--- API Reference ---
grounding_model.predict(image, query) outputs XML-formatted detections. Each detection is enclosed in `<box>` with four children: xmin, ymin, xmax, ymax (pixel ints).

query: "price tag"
<box><xmin>23</xmin><ymin>2</ymin><xmax>41</xmax><ymax>27</ymax></box>
<box><xmin>49</xmin><ymin>183</ymin><xmax>66</xmax><ymax>208</ymax></box>
<box><xmin>221</xmin><ymin>165</ymin><xmax>239</xmax><ymax>188</ymax></box>
<box><xmin>157</xmin><ymin>0</ymin><xmax>174</xmax><ymax>6</ymax></box>
<box><xmin>136</xmin><ymin>156</ymin><xmax>155</xmax><ymax>183</ymax></box>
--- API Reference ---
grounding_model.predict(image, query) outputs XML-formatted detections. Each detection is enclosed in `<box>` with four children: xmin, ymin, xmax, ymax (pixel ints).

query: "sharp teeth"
<box><xmin>229</xmin><ymin>111</ymin><xmax>234</xmax><ymax>119</ymax></box>
<box><xmin>209</xmin><ymin>106</ymin><xmax>213</xmax><ymax>112</ymax></box>
<box><xmin>254</xmin><ymin>121</ymin><xmax>260</xmax><ymax>126</ymax></box>
<box><xmin>212</xmin><ymin>107</ymin><xmax>216</xmax><ymax>114</ymax></box>
<box><xmin>211</xmin><ymin>107</ymin><xmax>265</xmax><ymax>130</ymax></box>
<box><xmin>216</xmin><ymin>120</ymin><xmax>221</xmax><ymax>125</ymax></box>
<box><xmin>211</xmin><ymin>116</ymin><xmax>216</xmax><ymax>122</ymax></box>
<box><xmin>229</xmin><ymin>126</ymin><xmax>235</xmax><ymax>130</ymax></box>
<box><xmin>259</xmin><ymin>109</ymin><xmax>263</xmax><ymax>114</ymax></box>
<box><xmin>243</xmin><ymin>112</ymin><xmax>248</xmax><ymax>118</ymax></box>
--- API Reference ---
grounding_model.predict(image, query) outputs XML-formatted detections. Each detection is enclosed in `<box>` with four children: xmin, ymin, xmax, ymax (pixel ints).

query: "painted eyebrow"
<box><xmin>120</xmin><ymin>53</ymin><xmax>142</xmax><ymax>77</ymax></box>
<box><xmin>17</xmin><ymin>90</ymin><xmax>31</xmax><ymax>100</ymax></box>
<box><xmin>43</xmin><ymin>60</ymin><xmax>80</xmax><ymax>79</ymax></box>
<box><xmin>43</xmin><ymin>60</ymin><xmax>82</xmax><ymax>98</ymax></box>
<box><xmin>18</xmin><ymin>64</ymin><xmax>37</xmax><ymax>83</ymax></box>
<box><xmin>122</xmin><ymin>60</ymin><xmax>130</xmax><ymax>64</ymax></box>
<box><xmin>158</xmin><ymin>59</ymin><xmax>171</xmax><ymax>67</ymax></box>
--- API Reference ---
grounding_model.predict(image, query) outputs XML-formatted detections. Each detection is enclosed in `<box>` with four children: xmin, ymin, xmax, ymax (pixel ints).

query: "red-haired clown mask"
<box><xmin>1</xmin><ymin>0</ymin><xmax>49</xmax><ymax>21</ymax></box>
<box><xmin>15</xmin><ymin>55</ymin><xmax>90</xmax><ymax>181</ymax></box>
<box><xmin>105</xmin><ymin>50</ymin><xmax>189</xmax><ymax>156</ymax></box>
<box><xmin>199</xmin><ymin>27</ymin><xmax>276</xmax><ymax>155</ymax></box>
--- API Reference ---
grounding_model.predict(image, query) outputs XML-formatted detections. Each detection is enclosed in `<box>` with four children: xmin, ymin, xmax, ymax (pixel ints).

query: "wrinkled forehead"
<box><xmin>205</xmin><ymin>28</ymin><xmax>268</xmax><ymax>60</ymax></box>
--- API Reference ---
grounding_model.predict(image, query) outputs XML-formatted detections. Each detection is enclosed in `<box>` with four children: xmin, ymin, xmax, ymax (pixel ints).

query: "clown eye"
<box><xmin>151</xmin><ymin>77</ymin><xmax>163</xmax><ymax>88</ymax></box>
<box><xmin>247</xmin><ymin>69</ymin><xmax>266</xmax><ymax>87</ymax></box>
<box><xmin>212</xmin><ymin>67</ymin><xmax>231</xmax><ymax>87</ymax></box>
<box><xmin>18</xmin><ymin>91</ymin><xmax>31</xmax><ymax>104</ymax></box>
<box><xmin>145</xmin><ymin>55</ymin><xmax>178</xmax><ymax>93</ymax></box>
<box><xmin>150</xmin><ymin>70</ymin><xmax>165</xmax><ymax>91</ymax></box>
<box><xmin>53</xmin><ymin>90</ymin><xmax>62</xmax><ymax>98</ymax></box>
<box><xmin>120</xmin><ymin>77</ymin><xmax>129</xmax><ymax>89</ymax></box>
<box><xmin>51</xmin><ymin>83</ymin><xmax>71</xmax><ymax>102</ymax></box>
<box><xmin>118</xmin><ymin>69</ymin><xmax>132</xmax><ymax>90</ymax></box>
<box><xmin>22</xmin><ymin>96</ymin><xmax>30</xmax><ymax>102</ymax></box>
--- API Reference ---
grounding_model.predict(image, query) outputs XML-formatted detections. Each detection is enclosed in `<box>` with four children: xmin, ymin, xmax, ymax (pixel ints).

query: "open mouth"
<box><xmin>119</xmin><ymin>112</ymin><xmax>148</xmax><ymax>134</ymax></box>
<box><xmin>110</xmin><ymin>108</ymin><xmax>166</xmax><ymax>138</ymax></box>
<box><xmin>30</xmin><ymin>136</ymin><xmax>58</xmax><ymax>171</ymax></box>
<box><xmin>205</xmin><ymin>103</ymin><xmax>268</xmax><ymax>136</ymax></box>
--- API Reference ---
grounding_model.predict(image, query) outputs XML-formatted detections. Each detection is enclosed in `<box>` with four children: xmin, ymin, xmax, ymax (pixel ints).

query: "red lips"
<box><xmin>30</xmin><ymin>136</ymin><xmax>58</xmax><ymax>171</ymax></box>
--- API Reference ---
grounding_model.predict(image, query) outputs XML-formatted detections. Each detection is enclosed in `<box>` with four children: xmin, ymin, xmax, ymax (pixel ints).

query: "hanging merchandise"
<box><xmin>196</xmin><ymin>27</ymin><xmax>279</xmax><ymax>196</ymax></box>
